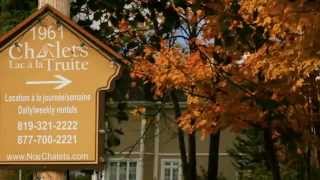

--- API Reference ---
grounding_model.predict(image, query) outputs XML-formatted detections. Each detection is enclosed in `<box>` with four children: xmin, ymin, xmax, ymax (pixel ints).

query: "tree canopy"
<box><xmin>0</xmin><ymin>0</ymin><xmax>36</xmax><ymax>35</ymax></box>
<box><xmin>71</xmin><ymin>0</ymin><xmax>320</xmax><ymax>179</ymax></box>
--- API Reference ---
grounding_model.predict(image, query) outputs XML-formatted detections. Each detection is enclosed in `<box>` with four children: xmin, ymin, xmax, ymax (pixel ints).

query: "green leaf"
<box><xmin>255</xmin><ymin>98</ymin><xmax>279</xmax><ymax>110</ymax></box>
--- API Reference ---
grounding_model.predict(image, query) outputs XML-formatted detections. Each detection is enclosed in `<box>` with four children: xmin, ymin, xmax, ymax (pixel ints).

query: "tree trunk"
<box><xmin>38</xmin><ymin>0</ymin><xmax>70</xmax><ymax>16</ymax></box>
<box><xmin>66</xmin><ymin>170</ymin><xmax>70</xmax><ymax>180</ymax></box>
<box><xmin>179</xmin><ymin>128</ymin><xmax>190</xmax><ymax>180</ymax></box>
<box><xmin>188</xmin><ymin>132</ymin><xmax>197</xmax><ymax>180</ymax></box>
<box><xmin>305</xmin><ymin>147</ymin><xmax>311</xmax><ymax>180</ymax></box>
<box><xmin>318</xmin><ymin>150</ymin><xmax>320</xmax><ymax>168</ymax></box>
<box><xmin>171</xmin><ymin>91</ymin><xmax>190</xmax><ymax>180</ymax></box>
<box><xmin>263</xmin><ymin>127</ymin><xmax>281</xmax><ymax>180</ymax></box>
<box><xmin>309</xmin><ymin>74</ymin><xmax>320</xmax><ymax>170</ymax></box>
<box><xmin>207</xmin><ymin>131</ymin><xmax>220</xmax><ymax>180</ymax></box>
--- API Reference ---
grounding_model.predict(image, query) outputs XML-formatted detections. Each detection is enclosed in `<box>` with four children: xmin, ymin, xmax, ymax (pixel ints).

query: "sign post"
<box><xmin>0</xmin><ymin>2</ymin><xmax>121</xmax><ymax>179</ymax></box>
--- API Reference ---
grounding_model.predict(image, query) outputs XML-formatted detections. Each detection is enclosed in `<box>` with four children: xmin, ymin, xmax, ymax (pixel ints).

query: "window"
<box><xmin>106</xmin><ymin>159</ymin><xmax>140</xmax><ymax>180</ymax></box>
<box><xmin>161</xmin><ymin>159</ymin><xmax>181</xmax><ymax>180</ymax></box>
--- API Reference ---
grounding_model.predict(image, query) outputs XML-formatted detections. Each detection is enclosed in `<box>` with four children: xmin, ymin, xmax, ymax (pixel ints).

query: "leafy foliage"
<box><xmin>228</xmin><ymin>128</ymin><xmax>267</xmax><ymax>171</ymax></box>
<box><xmin>0</xmin><ymin>0</ymin><xmax>36</xmax><ymax>36</ymax></box>
<box><xmin>229</xmin><ymin>127</ymin><xmax>320</xmax><ymax>180</ymax></box>
<box><xmin>128</xmin><ymin>0</ymin><xmax>320</xmax><ymax>179</ymax></box>
<box><xmin>71</xmin><ymin>1</ymin><xmax>320</xmax><ymax>178</ymax></box>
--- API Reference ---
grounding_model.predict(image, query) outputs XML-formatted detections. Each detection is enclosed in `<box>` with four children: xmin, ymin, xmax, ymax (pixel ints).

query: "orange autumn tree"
<box><xmin>131</xmin><ymin>1</ymin><xmax>261</xmax><ymax>180</ymax></box>
<box><xmin>131</xmin><ymin>1</ymin><xmax>241</xmax><ymax>180</ymax></box>
<box><xmin>237</xmin><ymin>1</ymin><xmax>320</xmax><ymax>179</ymax></box>
<box><xmin>131</xmin><ymin>0</ymin><xmax>320</xmax><ymax>180</ymax></box>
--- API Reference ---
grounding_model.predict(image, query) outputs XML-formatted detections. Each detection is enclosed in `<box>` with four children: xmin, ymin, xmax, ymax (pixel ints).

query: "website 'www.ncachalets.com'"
<box><xmin>6</xmin><ymin>152</ymin><xmax>89</xmax><ymax>161</ymax></box>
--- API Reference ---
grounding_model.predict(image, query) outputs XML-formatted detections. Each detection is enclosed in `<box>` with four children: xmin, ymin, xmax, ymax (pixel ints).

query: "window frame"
<box><xmin>160</xmin><ymin>159</ymin><xmax>182</xmax><ymax>180</ymax></box>
<box><xmin>106</xmin><ymin>158</ymin><xmax>141</xmax><ymax>180</ymax></box>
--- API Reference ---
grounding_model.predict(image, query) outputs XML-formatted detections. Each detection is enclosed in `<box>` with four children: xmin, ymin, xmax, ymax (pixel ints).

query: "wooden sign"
<box><xmin>0</xmin><ymin>6</ymin><xmax>121</xmax><ymax>166</ymax></box>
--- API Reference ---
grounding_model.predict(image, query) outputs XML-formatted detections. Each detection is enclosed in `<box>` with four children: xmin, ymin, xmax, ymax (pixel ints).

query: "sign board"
<box><xmin>0</xmin><ymin>6</ymin><xmax>121</xmax><ymax>165</ymax></box>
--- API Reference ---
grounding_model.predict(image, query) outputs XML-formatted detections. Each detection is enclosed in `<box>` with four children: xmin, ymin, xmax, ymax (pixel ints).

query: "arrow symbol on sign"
<box><xmin>25</xmin><ymin>75</ymin><xmax>72</xmax><ymax>90</ymax></box>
